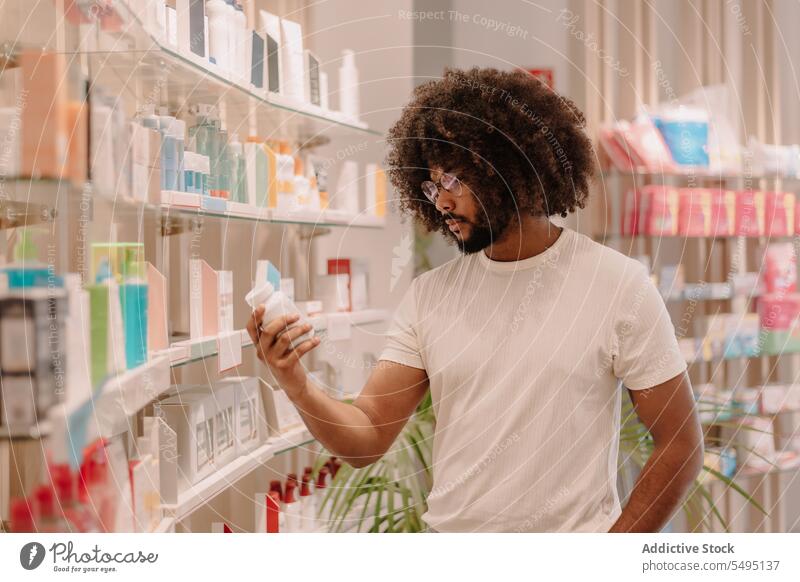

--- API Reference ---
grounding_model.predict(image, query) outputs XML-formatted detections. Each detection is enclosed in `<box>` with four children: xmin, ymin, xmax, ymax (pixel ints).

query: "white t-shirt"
<box><xmin>379</xmin><ymin>227</ymin><xmax>687</xmax><ymax>532</ymax></box>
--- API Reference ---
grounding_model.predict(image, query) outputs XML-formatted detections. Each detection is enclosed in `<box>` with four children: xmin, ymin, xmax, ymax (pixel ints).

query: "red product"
<box><xmin>764</xmin><ymin>243</ymin><xmax>797</xmax><ymax>294</ymax></box>
<box><xmin>764</xmin><ymin>191</ymin><xmax>795</xmax><ymax>237</ymax></box>
<box><xmin>758</xmin><ymin>294</ymin><xmax>800</xmax><ymax>330</ymax></box>
<box><xmin>598</xmin><ymin>127</ymin><xmax>636</xmax><ymax>172</ymax></box>
<box><xmin>709</xmin><ymin>190</ymin><xmax>735</xmax><ymax>236</ymax></box>
<box><xmin>10</xmin><ymin>498</ymin><xmax>37</xmax><ymax>533</ymax></box>
<box><xmin>644</xmin><ymin>185</ymin><xmax>679</xmax><ymax>236</ymax></box>
<box><xmin>269</xmin><ymin>479</ymin><xmax>284</xmax><ymax>502</ymax></box>
<box><xmin>300</xmin><ymin>475</ymin><xmax>312</xmax><ymax>497</ymax></box>
<box><xmin>619</xmin><ymin>121</ymin><xmax>675</xmax><ymax>171</ymax></box>
<box><xmin>266</xmin><ymin>491</ymin><xmax>280</xmax><ymax>533</ymax></box>
<box><xmin>678</xmin><ymin>188</ymin><xmax>711</xmax><ymax>236</ymax></box>
<box><xmin>734</xmin><ymin>190</ymin><xmax>764</xmax><ymax>236</ymax></box>
<box><xmin>316</xmin><ymin>466</ymin><xmax>329</xmax><ymax>490</ymax></box>
<box><xmin>621</xmin><ymin>187</ymin><xmax>644</xmax><ymax>235</ymax></box>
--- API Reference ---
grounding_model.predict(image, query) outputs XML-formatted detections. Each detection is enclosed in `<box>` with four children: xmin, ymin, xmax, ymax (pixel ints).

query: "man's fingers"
<box><xmin>275</xmin><ymin>337</ymin><xmax>321</xmax><ymax>367</ymax></box>
<box><xmin>260</xmin><ymin>313</ymin><xmax>301</xmax><ymax>340</ymax></box>
<box><xmin>246</xmin><ymin>306</ymin><xmax>264</xmax><ymax>345</ymax></box>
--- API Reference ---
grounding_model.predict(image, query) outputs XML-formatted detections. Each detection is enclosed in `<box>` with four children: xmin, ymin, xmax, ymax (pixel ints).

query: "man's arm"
<box><xmin>247</xmin><ymin>308</ymin><xmax>429</xmax><ymax>468</ymax></box>
<box><xmin>609</xmin><ymin>371</ymin><xmax>704</xmax><ymax>532</ymax></box>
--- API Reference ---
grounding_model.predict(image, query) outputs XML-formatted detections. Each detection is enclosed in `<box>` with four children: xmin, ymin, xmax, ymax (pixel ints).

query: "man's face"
<box><xmin>428</xmin><ymin>167</ymin><xmax>508</xmax><ymax>254</ymax></box>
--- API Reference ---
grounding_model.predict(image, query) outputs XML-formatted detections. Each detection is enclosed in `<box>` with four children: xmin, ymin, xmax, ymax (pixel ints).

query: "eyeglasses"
<box><xmin>421</xmin><ymin>172</ymin><xmax>463</xmax><ymax>204</ymax></box>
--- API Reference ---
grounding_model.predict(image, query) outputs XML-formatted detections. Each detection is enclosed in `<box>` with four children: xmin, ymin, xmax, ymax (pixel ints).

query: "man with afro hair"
<box><xmin>247</xmin><ymin>68</ymin><xmax>702</xmax><ymax>533</ymax></box>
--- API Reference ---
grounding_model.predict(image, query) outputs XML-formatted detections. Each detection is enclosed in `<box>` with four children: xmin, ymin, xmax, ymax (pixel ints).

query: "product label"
<box><xmin>1</xmin><ymin>315</ymin><xmax>35</xmax><ymax>373</ymax></box>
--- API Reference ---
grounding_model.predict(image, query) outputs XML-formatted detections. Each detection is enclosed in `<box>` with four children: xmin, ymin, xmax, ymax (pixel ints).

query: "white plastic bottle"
<box><xmin>206</xmin><ymin>0</ymin><xmax>228</xmax><ymax>72</ymax></box>
<box><xmin>338</xmin><ymin>49</ymin><xmax>360</xmax><ymax>120</ymax></box>
<box><xmin>233</xmin><ymin>1</ymin><xmax>248</xmax><ymax>82</ymax></box>
<box><xmin>224</xmin><ymin>0</ymin><xmax>238</xmax><ymax>77</ymax></box>
<box><xmin>245</xmin><ymin>282</ymin><xmax>314</xmax><ymax>348</ymax></box>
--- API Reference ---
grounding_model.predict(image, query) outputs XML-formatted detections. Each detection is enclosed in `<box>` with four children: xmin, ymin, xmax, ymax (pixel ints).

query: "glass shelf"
<box><xmin>41</xmin><ymin>0</ymin><xmax>381</xmax><ymax>142</ymax></box>
<box><xmin>601</xmin><ymin>168</ymin><xmax>800</xmax><ymax>182</ymax></box>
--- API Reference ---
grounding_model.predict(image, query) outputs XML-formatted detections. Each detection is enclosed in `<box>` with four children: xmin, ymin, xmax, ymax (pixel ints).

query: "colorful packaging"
<box><xmin>758</xmin><ymin>294</ymin><xmax>800</xmax><ymax>355</ymax></box>
<box><xmin>644</xmin><ymin>185</ymin><xmax>679</xmax><ymax>236</ymax></box>
<box><xmin>764</xmin><ymin>243</ymin><xmax>797</xmax><ymax>294</ymax></box>
<box><xmin>709</xmin><ymin>190</ymin><xmax>735</xmax><ymax>236</ymax></box>
<box><xmin>734</xmin><ymin>190</ymin><xmax>765</xmax><ymax>236</ymax></box>
<box><xmin>678</xmin><ymin>188</ymin><xmax>711</xmax><ymax>236</ymax></box>
<box><xmin>764</xmin><ymin>191</ymin><xmax>795</xmax><ymax>237</ymax></box>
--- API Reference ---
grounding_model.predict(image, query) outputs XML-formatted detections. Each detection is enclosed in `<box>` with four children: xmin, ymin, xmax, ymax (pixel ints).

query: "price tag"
<box><xmin>217</xmin><ymin>330</ymin><xmax>243</xmax><ymax>372</ymax></box>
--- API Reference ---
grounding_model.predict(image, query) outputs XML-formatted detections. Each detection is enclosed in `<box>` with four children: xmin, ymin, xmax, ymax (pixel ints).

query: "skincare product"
<box><xmin>250</xmin><ymin>30</ymin><xmax>266</xmax><ymax>89</ymax></box>
<box><xmin>338</xmin><ymin>50</ymin><xmax>360</xmax><ymax>120</ymax></box>
<box><xmin>260</xmin><ymin>10</ymin><xmax>282</xmax><ymax>93</ymax></box>
<box><xmin>177</xmin><ymin>0</ymin><xmax>205</xmax><ymax>58</ymax></box>
<box><xmin>365</xmin><ymin>163</ymin><xmax>388</xmax><ymax>217</ymax></box>
<box><xmin>245</xmin><ymin>282</ymin><xmax>314</xmax><ymax>349</ymax></box>
<box><xmin>305</xmin><ymin>50</ymin><xmax>321</xmax><ymax>106</ymax></box>
<box><xmin>206</xmin><ymin>0</ymin><xmax>228</xmax><ymax>70</ymax></box>
<box><xmin>734</xmin><ymin>190</ymin><xmax>765</xmax><ymax>236</ymax></box>
<box><xmin>279</xmin><ymin>18</ymin><xmax>305</xmax><ymax>101</ymax></box>
<box><xmin>160</xmin><ymin>391</ymin><xmax>217</xmax><ymax>489</ymax></box>
<box><xmin>258</xmin><ymin>381</ymin><xmax>303</xmax><ymax>435</ymax></box>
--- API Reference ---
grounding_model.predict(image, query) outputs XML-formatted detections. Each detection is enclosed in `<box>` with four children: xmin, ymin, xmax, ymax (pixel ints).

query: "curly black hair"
<box><xmin>386</xmin><ymin>67</ymin><xmax>595</xmax><ymax>235</ymax></box>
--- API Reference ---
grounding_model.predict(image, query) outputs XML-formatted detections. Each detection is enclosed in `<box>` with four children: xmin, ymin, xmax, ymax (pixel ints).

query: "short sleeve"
<box><xmin>379</xmin><ymin>280</ymin><xmax>425</xmax><ymax>370</ymax></box>
<box><xmin>611</xmin><ymin>265</ymin><xmax>687</xmax><ymax>390</ymax></box>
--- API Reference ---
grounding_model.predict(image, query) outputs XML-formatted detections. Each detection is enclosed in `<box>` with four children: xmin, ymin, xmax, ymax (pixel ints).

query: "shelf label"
<box><xmin>218</xmin><ymin>331</ymin><xmax>243</xmax><ymax>372</ymax></box>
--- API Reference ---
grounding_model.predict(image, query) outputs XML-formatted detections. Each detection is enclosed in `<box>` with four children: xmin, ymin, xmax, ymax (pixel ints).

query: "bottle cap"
<box><xmin>269</xmin><ymin>479</ymin><xmax>284</xmax><ymax>502</ymax></box>
<box><xmin>316</xmin><ymin>467</ymin><xmax>329</xmax><ymax>489</ymax></box>
<box><xmin>300</xmin><ymin>475</ymin><xmax>311</xmax><ymax>497</ymax></box>
<box><xmin>245</xmin><ymin>282</ymin><xmax>275</xmax><ymax>309</ymax></box>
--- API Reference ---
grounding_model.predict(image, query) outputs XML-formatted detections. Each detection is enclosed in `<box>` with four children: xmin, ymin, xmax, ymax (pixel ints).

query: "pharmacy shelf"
<box><xmin>308</xmin><ymin>309</ymin><xmax>390</xmax><ymax>330</ymax></box>
<box><xmin>160</xmin><ymin>310</ymin><xmax>388</xmax><ymax>367</ymax></box>
<box><xmin>163</xmin><ymin>425</ymin><xmax>316</xmax><ymax>520</ymax></box>
<box><xmin>602</xmin><ymin>168</ymin><xmax>800</xmax><ymax>182</ymax></box>
<box><xmin>76</xmin><ymin>1</ymin><xmax>380</xmax><ymax>141</ymax></box>
<box><xmin>158</xmin><ymin>197</ymin><xmax>387</xmax><ymax>229</ymax></box>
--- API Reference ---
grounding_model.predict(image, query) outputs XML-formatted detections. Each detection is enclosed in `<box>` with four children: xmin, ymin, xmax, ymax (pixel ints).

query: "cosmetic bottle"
<box><xmin>270</xmin><ymin>478</ymin><xmax>285</xmax><ymax>529</ymax></box>
<box><xmin>283</xmin><ymin>480</ymin><xmax>301</xmax><ymax>532</ymax></box>
<box><xmin>224</xmin><ymin>0</ymin><xmax>237</xmax><ymax>74</ymax></box>
<box><xmin>9</xmin><ymin>498</ymin><xmax>36</xmax><ymax>532</ymax></box>
<box><xmin>162</xmin><ymin>117</ymin><xmax>185</xmax><ymax>192</ymax></box>
<box><xmin>33</xmin><ymin>485</ymin><xmax>70</xmax><ymax>532</ymax></box>
<box><xmin>229</xmin><ymin>133</ymin><xmax>247</xmax><ymax>203</ymax></box>
<box><xmin>233</xmin><ymin>1</ymin><xmax>248</xmax><ymax>81</ymax></box>
<box><xmin>266</xmin><ymin>491</ymin><xmax>281</xmax><ymax>533</ymax></box>
<box><xmin>245</xmin><ymin>282</ymin><xmax>314</xmax><ymax>349</ymax></box>
<box><xmin>206</xmin><ymin>0</ymin><xmax>228</xmax><ymax>70</ymax></box>
<box><xmin>119</xmin><ymin>251</ymin><xmax>149</xmax><ymax>369</ymax></box>
<box><xmin>338</xmin><ymin>49</ymin><xmax>360</xmax><ymax>120</ymax></box>
<box><xmin>315</xmin><ymin>466</ymin><xmax>329</xmax><ymax>531</ymax></box>
<box><xmin>294</xmin><ymin>156</ymin><xmax>310</xmax><ymax>209</ymax></box>
<box><xmin>300</xmin><ymin>470</ymin><xmax>316</xmax><ymax>532</ymax></box>
<box><xmin>214</xmin><ymin>128</ymin><xmax>231</xmax><ymax>198</ymax></box>
<box><xmin>51</xmin><ymin>464</ymin><xmax>86</xmax><ymax>532</ymax></box>
<box><xmin>3</xmin><ymin>228</ymin><xmax>50</xmax><ymax>289</ymax></box>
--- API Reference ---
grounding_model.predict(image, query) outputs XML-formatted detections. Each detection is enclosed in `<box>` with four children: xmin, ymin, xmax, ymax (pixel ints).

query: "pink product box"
<box><xmin>709</xmin><ymin>190</ymin><xmax>735</xmax><ymax>237</ymax></box>
<box><xmin>621</xmin><ymin>187</ymin><xmax>643</xmax><ymax>235</ymax></box>
<box><xmin>677</xmin><ymin>188</ymin><xmax>711</xmax><ymax>236</ymax></box>
<box><xmin>764</xmin><ymin>191</ymin><xmax>795</xmax><ymax>237</ymax></box>
<box><xmin>764</xmin><ymin>243</ymin><xmax>797</xmax><ymax>294</ymax></box>
<box><xmin>734</xmin><ymin>190</ymin><xmax>765</xmax><ymax>236</ymax></box>
<box><xmin>599</xmin><ymin>127</ymin><xmax>636</xmax><ymax>172</ymax></box>
<box><xmin>645</xmin><ymin>185</ymin><xmax>679</xmax><ymax>236</ymax></box>
<box><xmin>758</xmin><ymin>294</ymin><xmax>800</xmax><ymax>330</ymax></box>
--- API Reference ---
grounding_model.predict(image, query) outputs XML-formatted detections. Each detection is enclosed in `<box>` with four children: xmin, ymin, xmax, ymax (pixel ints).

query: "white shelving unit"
<box><xmin>0</xmin><ymin>0</ymin><xmax>398</xmax><ymax>534</ymax></box>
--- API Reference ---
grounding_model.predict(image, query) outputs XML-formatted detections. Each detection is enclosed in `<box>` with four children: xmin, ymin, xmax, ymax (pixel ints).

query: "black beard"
<box><xmin>450</xmin><ymin>216</ymin><xmax>510</xmax><ymax>254</ymax></box>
